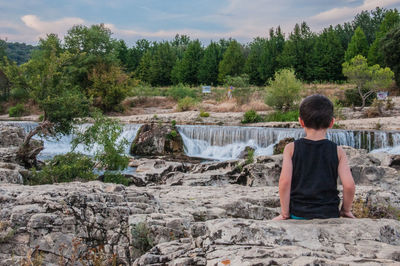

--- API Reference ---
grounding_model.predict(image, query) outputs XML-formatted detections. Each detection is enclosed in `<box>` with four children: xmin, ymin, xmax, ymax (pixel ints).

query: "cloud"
<box><xmin>21</xmin><ymin>15</ymin><xmax>86</xmax><ymax>38</ymax></box>
<box><xmin>311</xmin><ymin>0</ymin><xmax>400</xmax><ymax>26</ymax></box>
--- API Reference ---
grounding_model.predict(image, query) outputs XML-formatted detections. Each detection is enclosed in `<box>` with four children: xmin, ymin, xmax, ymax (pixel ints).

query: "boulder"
<box><xmin>130</xmin><ymin>123</ymin><xmax>184</xmax><ymax>156</ymax></box>
<box><xmin>273</xmin><ymin>137</ymin><xmax>295</xmax><ymax>155</ymax></box>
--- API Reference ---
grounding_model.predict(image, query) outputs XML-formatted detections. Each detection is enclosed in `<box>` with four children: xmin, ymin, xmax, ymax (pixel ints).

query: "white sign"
<box><xmin>377</xmin><ymin>91</ymin><xmax>388</xmax><ymax>100</ymax></box>
<box><xmin>202</xmin><ymin>86</ymin><xmax>211</xmax><ymax>94</ymax></box>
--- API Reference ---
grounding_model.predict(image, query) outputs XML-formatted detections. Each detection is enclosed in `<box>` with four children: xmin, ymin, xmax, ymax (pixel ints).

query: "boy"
<box><xmin>273</xmin><ymin>95</ymin><xmax>355</xmax><ymax>220</ymax></box>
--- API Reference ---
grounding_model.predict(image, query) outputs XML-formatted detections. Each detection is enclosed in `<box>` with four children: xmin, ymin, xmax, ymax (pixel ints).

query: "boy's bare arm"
<box><xmin>273</xmin><ymin>143</ymin><xmax>294</xmax><ymax>220</ymax></box>
<box><xmin>337</xmin><ymin>146</ymin><xmax>356</xmax><ymax>218</ymax></box>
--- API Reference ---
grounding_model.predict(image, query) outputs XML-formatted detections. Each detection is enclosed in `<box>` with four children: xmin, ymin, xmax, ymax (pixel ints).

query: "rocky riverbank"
<box><xmin>0</xmin><ymin>125</ymin><xmax>399</xmax><ymax>265</ymax></box>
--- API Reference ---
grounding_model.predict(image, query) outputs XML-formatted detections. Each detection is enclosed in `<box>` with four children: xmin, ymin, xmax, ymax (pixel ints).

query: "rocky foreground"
<box><xmin>0</xmin><ymin>125</ymin><xmax>400</xmax><ymax>265</ymax></box>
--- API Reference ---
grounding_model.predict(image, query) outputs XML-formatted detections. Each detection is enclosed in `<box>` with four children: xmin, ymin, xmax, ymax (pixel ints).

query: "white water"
<box><xmin>2</xmin><ymin>122</ymin><xmax>400</xmax><ymax>161</ymax></box>
<box><xmin>178</xmin><ymin>125</ymin><xmax>400</xmax><ymax>160</ymax></box>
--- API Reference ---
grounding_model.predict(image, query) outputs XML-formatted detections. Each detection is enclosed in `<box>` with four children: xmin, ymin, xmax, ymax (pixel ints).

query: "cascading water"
<box><xmin>2</xmin><ymin>122</ymin><xmax>400</xmax><ymax>161</ymax></box>
<box><xmin>178</xmin><ymin>125</ymin><xmax>400</xmax><ymax>160</ymax></box>
<box><xmin>1</xmin><ymin>121</ymin><xmax>141</xmax><ymax>160</ymax></box>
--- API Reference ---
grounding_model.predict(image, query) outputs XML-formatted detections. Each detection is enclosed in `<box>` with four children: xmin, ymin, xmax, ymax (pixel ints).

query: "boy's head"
<box><xmin>299</xmin><ymin>94</ymin><xmax>334</xmax><ymax>130</ymax></box>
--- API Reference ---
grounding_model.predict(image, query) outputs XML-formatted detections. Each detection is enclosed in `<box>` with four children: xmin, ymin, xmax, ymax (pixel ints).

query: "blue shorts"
<box><xmin>290</xmin><ymin>214</ymin><xmax>309</xmax><ymax>220</ymax></box>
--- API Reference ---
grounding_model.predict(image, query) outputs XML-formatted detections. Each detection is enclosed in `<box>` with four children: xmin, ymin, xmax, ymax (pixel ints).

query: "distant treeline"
<box><xmin>1</xmin><ymin>7</ymin><xmax>400</xmax><ymax>86</ymax></box>
<box><xmin>0</xmin><ymin>41</ymin><xmax>36</xmax><ymax>65</ymax></box>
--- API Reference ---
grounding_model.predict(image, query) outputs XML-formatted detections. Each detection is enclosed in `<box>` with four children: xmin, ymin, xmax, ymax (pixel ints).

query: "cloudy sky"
<box><xmin>1</xmin><ymin>0</ymin><xmax>400</xmax><ymax>45</ymax></box>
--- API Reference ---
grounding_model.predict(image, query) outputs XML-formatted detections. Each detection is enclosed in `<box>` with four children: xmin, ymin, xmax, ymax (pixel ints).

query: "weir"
<box><xmin>2</xmin><ymin>121</ymin><xmax>400</xmax><ymax>161</ymax></box>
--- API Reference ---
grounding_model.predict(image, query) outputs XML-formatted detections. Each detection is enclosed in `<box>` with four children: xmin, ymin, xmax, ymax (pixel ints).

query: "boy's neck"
<box><xmin>304</xmin><ymin>127</ymin><xmax>328</xmax><ymax>141</ymax></box>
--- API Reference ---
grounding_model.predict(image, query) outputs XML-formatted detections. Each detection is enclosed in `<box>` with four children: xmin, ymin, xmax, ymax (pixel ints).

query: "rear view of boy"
<box><xmin>274</xmin><ymin>95</ymin><xmax>355</xmax><ymax>220</ymax></box>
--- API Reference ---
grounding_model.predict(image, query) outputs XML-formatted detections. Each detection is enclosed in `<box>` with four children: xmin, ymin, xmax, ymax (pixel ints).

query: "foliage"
<box><xmin>8</xmin><ymin>103</ymin><xmax>25</xmax><ymax>117</ymax></box>
<box><xmin>166</xmin><ymin>84</ymin><xmax>197</xmax><ymax>100</ymax></box>
<box><xmin>197</xmin><ymin>41</ymin><xmax>222</xmax><ymax>85</ymax></box>
<box><xmin>0</xmin><ymin>58</ymin><xmax>29</xmax><ymax>101</ymax></box>
<box><xmin>166</xmin><ymin>129</ymin><xmax>178</xmax><ymax>140</ymax></box>
<box><xmin>177</xmin><ymin>96</ymin><xmax>197</xmax><ymax>112</ymax></box>
<box><xmin>342</xmin><ymin>87</ymin><xmax>376</xmax><ymax>107</ymax></box>
<box><xmin>344</xmin><ymin>26</ymin><xmax>369</xmax><ymax>62</ymax></box>
<box><xmin>148</xmin><ymin>42</ymin><xmax>176</xmax><ymax>86</ymax></box>
<box><xmin>72</xmin><ymin>113</ymin><xmax>129</xmax><ymax>171</ymax></box>
<box><xmin>103</xmin><ymin>172</ymin><xmax>131</xmax><ymax>186</ymax></box>
<box><xmin>224</xmin><ymin>75</ymin><xmax>252</xmax><ymax>105</ymax></box>
<box><xmin>368</xmin><ymin>10</ymin><xmax>400</xmax><ymax>66</ymax></box>
<box><xmin>171</xmin><ymin>40</ymin><xmax>203</xmax><ymax>85</ymax></box>
<box><xmin>131</xmin><ymin>222</ymin><xmax>154</xmax><ymax>258</ymax></box>
<box><xmin>171</xmin><ymin>120</ymin><xmax>177</xmax><ymax>127</ymax></box>
<box><xmin>245</xmin><ymin>148</ymin><xmax>255</xmax><ymax>164</ymax></box>
<box><xmin>0</xmin><ymin>39</ymin><xmax>6</xmax><ymax>63</ymax></box>
<box><xmin>342</xmin><ymin>55</ymin><xmax>394</xmax><ymax>109</ymax></box>
<box><xmin>88</xmin><ymin>63</ymin><xmax>130</xmax><ymax>112</ymax></box>
<box><xmin>241</xmin><ymin>110</ymin><xmax>262</xmax><ymax>124</ymax></box>
<box><xmin>381</xmin><ymin>24</ymin><xmax>400</xmax><ymax>86</ymax></box>
<box><xmin>278</xmin><ymin>22</ymin><xmax>315</xmax><ymax>82</ymax></box>
<box><xmin>199</xmin><ymin>110</ymin><xmax>210</xmax><ymax>117</ymax></box>
<box><xmin>5</xmin><ymin>42</ymin><xmax>36</xmax><ymax>65</ymax></box>
<box><xmin>265</xmin><ymin>110</ymin><xmax>299</xmax><ymax>122</ymax></box>
<box><xmin>218</xmin><ymin>40</ymin><xmax>245</xmax><ymax>83</ymax></box>
<box><xmin>29</xmin><ymin>152</ymin><xmax>96</xmax><ymax>185</ymax></box>
<box><xmin>265</xmin><ymin>69</ymin><xmax>303</xmax><ymax>111</ymax></box>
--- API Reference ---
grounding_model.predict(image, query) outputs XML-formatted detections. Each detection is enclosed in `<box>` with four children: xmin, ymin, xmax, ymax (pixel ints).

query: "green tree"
<box><xmin>352</xmin><ymin>7</ymin><xmax>387</xmax><ymax>45</ymax></box>
<box><xmin>149</xmin><ymin>42</ymin><xmax>176</xmax><ymax>86</ymax></box>
<box><xmin>342</xmin><ymin>55</ymin><xmax>394</xmax><ymax>110</ymax></box>
<box><xmin>265</xmin><ymin>69</ymin><xmax>303</xmax><ymax>111</ymax></box>
<box><xmin>245</xmin><ymin>37</ymin><xmax>267</xmax><ymax>86</ymax></box>
<box><xmin>72</xmin><ymin>113</ymin><xmax>129</xmax><ymax>171</ymax></box>
<box><xmin>381</xmin><ymin>24</ymin><xmax>400</xmax><ymax>86</ymax></box>
<box><xmin>135</xmin><ymin>50</ymin><xmax>153</xmax><ymax>83</ymax></box>
<box><xmin>278</xmin><ymin>22</ymin><xmax>315</xmax><ymax>82</ymax></box>
<box><xmin>197</xmin><ymin>41</ymin><xmax>222</xmax><ymax>85</ymax></box>
<box><xmin>368</xmin><ymin>10</ymin><xmax>400</xmax><ymax>66</ymax></box>
<box><xmin>172</xmin><ymin>40</ymin><xmax>203</xmax><ymax>85</ymax></box>
<box><xmin>218</xmin><ymin>40</ymin><xmax>245</xmax><ymax>83</ymax></box>
<box><xmin>126</xmin><ymin>39</ymin><xmax>151</xmax><ymax>72</ymax></box>
<box><xmin>344</xmin><ymin>26</ymin><xmax>369</xmax><ymax>62</ymax></box>
<box><xmin>0</xmin><ymin>39</ymin><xmax>6</xmax><ymax>63</ymax></box>
<box><xmin>312</xmin><ymin>26</ymin><xmax>345</xmax><ymax>81</ymax></box>
<box><xmin>334</xmin><ymin>22</ymin><xmax>354</xmax><ymax>50</ymax></box>
<box><xmin>259</xmin><ymin>27</ymin><xmax>285</xmax><ymax>83</ymax></box>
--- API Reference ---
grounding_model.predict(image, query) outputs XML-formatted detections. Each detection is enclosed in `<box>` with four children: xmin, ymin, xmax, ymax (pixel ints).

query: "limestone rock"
<box><xmin>273</xmin><ymin>137</ymin><xmax>295</xmax><ymax>155</ymax></box>
<box><xmin>130</xmin><ymin>123</ymin><xmax>184</xmax><ymax>156</ymax></box>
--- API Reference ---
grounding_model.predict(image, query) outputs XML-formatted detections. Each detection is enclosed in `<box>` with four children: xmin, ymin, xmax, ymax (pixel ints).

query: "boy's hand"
<box><xmin>272</xmin><ymin>214</ymin><xmax>289</xmax><ymax>220</ymax></box>
<box><xmin>340</xmin><ymin>209</ymin><xmax>355</xmax><ymax>218</ymax></box>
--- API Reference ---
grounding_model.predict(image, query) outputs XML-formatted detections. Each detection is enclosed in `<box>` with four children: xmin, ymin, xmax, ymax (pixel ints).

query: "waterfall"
<box><xmin>0</xmin><ymin>121</ymin><xmax>141</xmax><ymax>160</ymax></box>
<box><xmin>178</xmin><ymin>125</ymin><xmax>400</xmax><ymax>160</ymax></box>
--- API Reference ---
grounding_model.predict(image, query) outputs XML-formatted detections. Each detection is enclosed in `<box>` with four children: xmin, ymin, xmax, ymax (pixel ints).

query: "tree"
<box><xmin>171</xmin><ymin>40</ymin><xmax>203</xmax><ymax>85</ymax></box>
<box><xmin>352</xmin><ymin>7</ymin><xmax>387</xmax><ymax>45</ymax></box>
<box><xmin>15</xmin><ymin>35</ymin><xmax>91</xmax><ymax>167</ymax></box>
<box><xmin>342</xmin><ymin>55</ymin><xmax>394</xmax><ymax>110</ymax></box>
<box><xmin>125</xmin><ymin>39</ymin><xmax>151</xmax><ymax>72</ymax></box>
<box><xmin>148</xmin><ymin>42</ymin><xmax>176</xmax><ymax>86</ymax></box>
<box><xmin>245</xmin><ymin>37</ymin><xmax>267</xmax><ymax>86</ymax></box>
<box><xmin>218</xmin><ymin>40</ymin><xmax>245</xmax><ymax>83</ymax></box>
<box><xmin>278</xmin><ymin>22</ymin><xmax>315</xmax><ymax>82</ymax></box>
<box><xmin>0</xmin><ymin>39</ymin><xmax>6</xmax><ymax>63</ymax></box>
<box><xmin>265</xmin><ymin>69</ymin><xmax>303</xmax><ymax>111</ymax></box>
<box><xmin>312</xmin><ymin>27</ymin><xmax>345</xmax><ymax>81</ymax></box>
<box><xmin>135</xmin><ymin>50</ymin><xmax>153</xmax><ymax>84</ymax></box>
<box><xmin>381</xmin><ymin>24</ymin><xmax>400</xmax><ymax>86</ymax></box>
<box><xmin>344</xmin><ymin>26</ymin><xmax>369</xmax><ymax>62</ymax></box>
<box><xmin>197</xmin><ymin>41</ymin><xmax>222</xmax><ymax>85</ymax></box>
<box><xmin>368</xmin><ymin>10</ymin><xmax>400</xmax><ymax>66</ymax></box>
<box><xmin>259</xmin><ymin>27</ymin><xmax>285</xmax><ymax>83</ymax></box>
<box><xmin>334</xmin><ymin>22</ymin><xmax>354</xmax><ymax>50</ymax></box>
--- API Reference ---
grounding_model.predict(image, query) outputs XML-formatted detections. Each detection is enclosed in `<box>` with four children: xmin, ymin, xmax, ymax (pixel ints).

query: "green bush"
<box><xmin>342</xmin><ymin>87</ymin><xmax>376</xmax><ymax>107</ymax></box>
<box><xmin>131</xmin><ymin>222</ymin><xmax>154</xmax><ymax>258</ymax></box>
<box><xmin>265</xmin><ymin>69</ymin><xmax>303</xmax><ymax>111</ymax></box>
<box><xmin>224</xmin><ymin>75</ymin><xmax>250</xmax><ymax>88</ymax></box>
<box><xmin>171</xmin><ymin>120</ymin><xmax>177</xmax><ymax>127</ymax></box>
<box><xmin>241</xmin><ymin>110</ymin><xmax>263</xmax><ymax>124</ymax></box>
<box><xmin>10</xmin><ymin>87</ymin><xmax>30</xmax><ymax>101</ymax></box>
<box><xmin>177</xmin><ymin>96</ymin><xmax>197</xmax><ymax>112</ymax></box>
<box><xmin>265</xmin><ymin>110</ymin><xmax>299</xmax><ymax>122</ymax></box>
<box><xmin>199</xmin><ymin>110</ymin><xmax>210</xmax><ymax>117</ymax></box>
<box><xmin>167</xmin><ymin>129</ymin><xmax>178</xmax><ymax>140</ymax></box>
<box><xmin>29</xmin><ymin>152</ymin><xmax>96</xmax><ymax>185</ymax></box>
<box><xmin>225</xmin><ymin>75</ymin><xmax>252</xmax><ymax>105</ymax></box>
<box><xmin>8</xmin><ymin>103</ymin><xmax>25</xmax><ymax>117</ymax></box>
<box><xmin>103</xmin><ymin>172</ymin><xmax>131</xmax><ymax>186</ymax></box>
<box><xmin>166</xmin><ymin>84</ymin><xmax>197</xmax><ymax>101</ymax></box>
<box><xmin>245</xmin><ymin>148</ymin><xmax>255</xmax><ymax>164</ymax></box>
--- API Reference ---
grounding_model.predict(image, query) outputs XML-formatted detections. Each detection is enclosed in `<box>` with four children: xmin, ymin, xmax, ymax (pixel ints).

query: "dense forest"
<box><xmin>0</xmin><ymin>7</ymin><xmax>399</xmax><ymax>115</ymax></box>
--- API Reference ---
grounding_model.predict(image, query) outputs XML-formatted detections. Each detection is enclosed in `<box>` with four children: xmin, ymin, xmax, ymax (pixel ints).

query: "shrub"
<box><xmin>166</xmin><ymin>84</ymin><xmax>197</xmax><ymax>100</ymax></box>
<box><xmin>265</xmin><ymin>110</ymin><xmax>299</xmax><ymax>122</ymax></box>
<box><xmin>131</xmin><ymin>222</ymin><xmax>154</xmax><ymax>258</ymax></box>
<box><xmin>10</xmin><ymin>87</ymin><xmax>30</xmax><ymax>101</ymax></box>
<box><xmin>225</xmin><ymin>75</ymin><xmax>252</xmax><ymax>105</ymax></box>
<box><xmin>224</xmin><ymin>75</ymin><xmax>250</xmax><ymax>88</ymax></box>
<box><xmin>265</xmin><ymin>69</ymin><xmax>303</xmax><ymax>111</ymax></box>
<box><xmin>166</xmin><ymin>130</ymin><xmax>178</xmax><ymax>140</ymax></box>
<box><xmin>8</xmin><ymin>103</ymin><xmax>25</xmax><ymax>117</ymax></box>
<box><xmin>29</xmin><ymin>152</ymin><xmax>96</xmax><ymax>185</ymax></box>
<box><xmin>241</xmin><ymin>110</ymin><xmax>263</xmax><ymax>124</ymax></box>
<box><xmin>342</xmin><ymin>87</ymin><xmax>375</xmax><ymax>107</ymax></box>
<box><xmin>199</xmin><ymin>110</ymin><xmax>210</xmax><ymax>117</ymax></box>
<box><xmin>177</xmin><ymin>96</ymin><xmax>197</xmax><ymax>112</ymax></box>
<box><xmin>245</xmin><ymin>148</ymin><xmax>255</xmax><ymax>164</ymax></box>
<box><xmin>171</xmin><ymin>120</ymin><xmax>177</xmax><ymax>127</ymax></box>
<box><xmin>103</xmin><ymin>172</ymin><xmax>131</xmax><ymax>186</ymax></box>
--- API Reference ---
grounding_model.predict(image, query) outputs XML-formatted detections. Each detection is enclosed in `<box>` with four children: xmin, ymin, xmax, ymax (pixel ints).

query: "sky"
<box><xmin>1</xmin><ymin>0</ymin><xmax>400</xmax><ymax>45</ymax></box>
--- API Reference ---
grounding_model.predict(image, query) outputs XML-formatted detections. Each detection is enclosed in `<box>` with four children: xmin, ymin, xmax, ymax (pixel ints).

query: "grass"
<box><xmin>264</xmin><ymin>110</ymin><xmax>299</xmax><ymax>122</ymax></box>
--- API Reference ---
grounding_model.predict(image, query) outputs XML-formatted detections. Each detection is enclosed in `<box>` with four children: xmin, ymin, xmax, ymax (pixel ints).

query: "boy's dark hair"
<box><xmin>299</xmin><ymin>94</ymin><xmax>334</xmax><ymax>130</ymax></box>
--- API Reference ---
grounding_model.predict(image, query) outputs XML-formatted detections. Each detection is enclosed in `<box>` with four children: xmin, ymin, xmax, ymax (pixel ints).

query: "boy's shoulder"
<box><xmin>283</xmin><ymin>142</ymin><xmax>295</xmax><ymax>157</ymax></box>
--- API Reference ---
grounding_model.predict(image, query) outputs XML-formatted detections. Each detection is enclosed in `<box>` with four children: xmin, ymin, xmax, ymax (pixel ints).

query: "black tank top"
<box><xmin>290</xmin><ymin>138</ymin><xmax>340</xmax><ymax>219</ymax></box>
